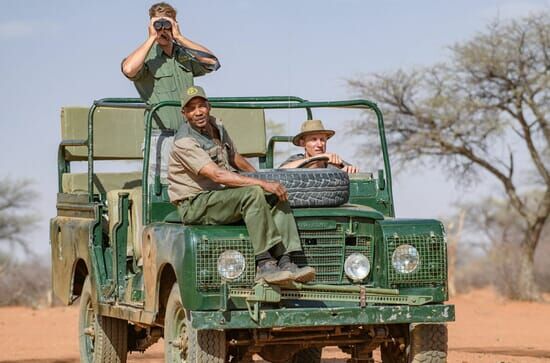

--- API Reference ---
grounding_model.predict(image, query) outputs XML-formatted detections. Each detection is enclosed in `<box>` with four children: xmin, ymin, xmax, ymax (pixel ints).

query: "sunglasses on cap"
<box><xmin>153</xmin><ymin>19</ymin><xmax>172</xmax><ymax>31</ymax></box>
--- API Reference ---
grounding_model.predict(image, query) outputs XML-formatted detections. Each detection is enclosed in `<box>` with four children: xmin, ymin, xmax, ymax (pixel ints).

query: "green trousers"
<box><xmin>177</xmin><ymin>186</ymin><xmax>302</xmax><ymax>255</ymax></box>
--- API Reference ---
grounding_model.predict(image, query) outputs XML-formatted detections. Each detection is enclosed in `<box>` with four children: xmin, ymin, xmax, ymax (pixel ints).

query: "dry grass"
<box><xmin>0</xmin><ymin>255</ymin><xmax>51</xmax><ymax>307</ymax></box>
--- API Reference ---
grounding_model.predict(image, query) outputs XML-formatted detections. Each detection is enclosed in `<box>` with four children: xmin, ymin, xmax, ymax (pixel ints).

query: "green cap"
<box><xmin>181</xmin><ymin>86</ymin><xmax>208</xmax><ymax>107</ymax></box>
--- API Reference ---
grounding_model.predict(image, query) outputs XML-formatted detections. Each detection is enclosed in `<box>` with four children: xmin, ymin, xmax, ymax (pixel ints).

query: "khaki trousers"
<box><xmin>177</xmin><ymin>186</ymin><xmax>302</xmax><ymax>255</ymax></box>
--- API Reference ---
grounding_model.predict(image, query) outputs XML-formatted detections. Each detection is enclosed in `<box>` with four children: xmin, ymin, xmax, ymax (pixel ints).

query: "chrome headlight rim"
<box><xmin>344</xmin><ymin>252</ymin><xmax>371</xmax><ymax>282</ymax></box>
<box><xmin>217</xmin><ymin>250</ymin><xmax>246</xmax><ymax>280</ymax></box>
<box><xmin>391</xmin><ymin>244</ymin><xmax>420</xmax><ymax>274</ymax></box>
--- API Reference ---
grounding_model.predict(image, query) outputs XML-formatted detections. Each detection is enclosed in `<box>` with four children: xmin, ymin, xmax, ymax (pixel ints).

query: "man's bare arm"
<box><xmin>199</xmin><ymin>162</ymin><xmax>287</xmax><ymax>200</ymax></box>
<box><xmin>231</xmin><ymin>153</ymin><xmax>256</xmax><ymax>172</ymax></box>
<box><xmin>122</xmin><ymin>19</ymin><xmax>159</xmax><ymax>78</ymax></box>
<box><xmin>168</xmin><ymin>19</ymin><xmax>218</xmax><ymax>65</ymax></box>
<box><xmin>280</xmin><ymin>153</ymin><xmax>343</xmax><ymax>169</ymax></box>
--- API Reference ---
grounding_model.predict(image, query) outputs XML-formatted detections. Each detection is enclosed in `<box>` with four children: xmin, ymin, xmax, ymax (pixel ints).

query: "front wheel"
<box><xmin>164</xmin><ymin>283</ymin><xmax>188</xmax><ymax>362</ymax></box>
<box><xmin>164</xmin><ymin>282</ymin><xmax>227</xmax><ymax>363</ymax></box>
<box><xmin>409</xmin><ymin>324</ymin><xmax>448</xmax><ymax>363</ymax></box>
<box><xmin>79</xmin><ymin>277</ymin><xmax>128</xmax><ymax>363</ymax></box>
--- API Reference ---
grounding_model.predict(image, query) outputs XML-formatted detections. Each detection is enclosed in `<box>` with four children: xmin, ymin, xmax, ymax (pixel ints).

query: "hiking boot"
<box><xmin>279</xmin><ymin>259</ymin><xmax>316</xmax><ymax>283</ymax></box>
<box><xmin>255</xmin><ymin>260</ymin><xmax>294</xmax><ymax>285</ymax></box>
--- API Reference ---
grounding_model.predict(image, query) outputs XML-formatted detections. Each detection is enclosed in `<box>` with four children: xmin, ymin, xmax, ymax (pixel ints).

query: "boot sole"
<box><xmin>255</xmin><ymin>270</ymin><xmax>294</xmax><ymax>285</ymax></box>
<box><xmin>292</xmin><ymin>268</ymin><xmax>316</xmax><ymax>283</ymax></box>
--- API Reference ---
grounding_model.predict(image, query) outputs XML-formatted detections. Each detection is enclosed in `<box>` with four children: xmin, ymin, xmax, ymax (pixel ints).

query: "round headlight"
<box><xmin>392</xmin><ymin>244</ymin><xmax>419</xmax><ymax>274</ymax></box>
<box><xmin>217</xmin><ymin>250</ymin><xmax>246</xmax><ymax>280</ymax></box>
<box><xmin>344</xmin><ymin>253</ymin><xmax>370</xmax><ymax>282</ymax></box>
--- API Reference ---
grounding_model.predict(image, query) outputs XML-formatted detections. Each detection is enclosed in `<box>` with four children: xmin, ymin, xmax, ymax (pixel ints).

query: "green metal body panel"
<box><xmin>190</xmin><ymin>304</ymin><xmax>455</xmax><ymax>330</ymax></box>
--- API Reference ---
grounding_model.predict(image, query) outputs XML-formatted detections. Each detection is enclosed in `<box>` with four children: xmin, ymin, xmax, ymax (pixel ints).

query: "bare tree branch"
<box><xmin>348</xmin><ymin>12</ymin><xmax>550</xmax><ymax>300</ymax></box>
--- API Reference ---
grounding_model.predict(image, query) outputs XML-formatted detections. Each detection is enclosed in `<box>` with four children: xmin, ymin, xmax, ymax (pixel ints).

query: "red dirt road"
<box><xmin>0</xmin><ymin>289</ymin><xmax>549</xmax><ymax>363</ymax></box>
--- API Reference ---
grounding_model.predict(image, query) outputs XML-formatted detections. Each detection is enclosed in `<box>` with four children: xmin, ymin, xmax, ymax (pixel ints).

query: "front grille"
<box><xmin>196</xmin><ymin>238</ymin><xmax>255</xmax><ymax>291</ymax></box>
<box><xmin>386</xmin><ymin>234</ymin><xmax>447</xmax><ymax>287</ymax></box>
<box><xmin>196</xmin><ymin>227</ymin><xmax>373</xmax><ymax>291</ymax></box>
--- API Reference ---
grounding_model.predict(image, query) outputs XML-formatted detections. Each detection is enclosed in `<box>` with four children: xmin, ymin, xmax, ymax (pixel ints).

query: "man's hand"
<box><xmin>342</xmin><ymin>165</ymin><xmax>359</xmax><ymax>174</ymax></box>
<box><xmin>148</xmin><ymin>17</ymin><xmax>160</xmax><ymax>39</ymax></box>
<box><xmin>261</xmin><ymin>181</ymin><xmax>288</xmax><ymax>201</ymax></box>
<box><xmin>165</xmin><ymin>17</ymin><xmax>184</xmax><ymax>39</ymax></box>
<box><xmin>317</xmin><ymin>153</ymin><xmax>343</xmax><ymax>166</ymax></box>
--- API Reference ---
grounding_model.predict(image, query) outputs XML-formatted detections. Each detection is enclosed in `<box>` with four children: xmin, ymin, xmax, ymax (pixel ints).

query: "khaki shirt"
<box><xmin>168</xmin><ymin>117</ymin><xmax>236</xmax><ymax>202</ymax></box>
<box><xmin>125</xmin><ymin>43</ymin><xmax>220</xmax><ymax>130</ymax></box>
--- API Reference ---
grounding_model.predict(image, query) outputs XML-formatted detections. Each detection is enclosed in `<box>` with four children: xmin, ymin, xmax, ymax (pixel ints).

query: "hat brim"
<box><xmin>292</xmin><ymin>130</ymin><xmax>335</xmax><ymax>146</ymax></box>
<box><xmin>182</xmin><ymin>95</ymin><xmax>208</xmax><ymax>108</ymax></box>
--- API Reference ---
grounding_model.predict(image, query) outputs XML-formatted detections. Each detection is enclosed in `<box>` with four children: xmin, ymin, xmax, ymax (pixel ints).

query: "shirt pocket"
<box><xmin>152</xmin><ymin>68</ymin><xmax>177</xmax><ymax>94</ymax></box>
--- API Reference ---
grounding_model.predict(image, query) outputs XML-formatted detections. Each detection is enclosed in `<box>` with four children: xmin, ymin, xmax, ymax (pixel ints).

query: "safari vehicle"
<box><xmin>51</xmin><ymin>95</ymin><xmax>454</xmax><ymax>363</ymax></box>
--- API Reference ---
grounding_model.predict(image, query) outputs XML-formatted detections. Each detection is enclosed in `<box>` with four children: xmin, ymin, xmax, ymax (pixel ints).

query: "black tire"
<box><xmin>165</xmin><ymin>283</ymin><xmax>226</xmax><ymax>363</ymax></box>
<box><xmin>187</xmin><ymin>322</ymin><xmax>226</xmax><ymax>363</ymax></box>
<box><xmin>409</xmin><ymin>324</ymin><xmax>448</xmax><ymax>363</ymax></box>
<box><xmin>164</xmin><ymin>283</ymin><xmax>188</xmax><ymax>362</ymax></box>
<box><xmin>241</xmin><ymin>169</ymin><xmax>349</xmax><ymax>208</ymax></box>
<box><xmin>79</xmin><ymin>277</ymin><xmax>128</xmax><ymax>363</ymax></box>
<box><xmin>289</xmin><ymin>347</ymin><xmax>322</xmax><ymax>363</ymax></box>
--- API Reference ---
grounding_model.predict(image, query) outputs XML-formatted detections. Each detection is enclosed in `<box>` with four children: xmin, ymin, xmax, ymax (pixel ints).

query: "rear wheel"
<box><xmin>79</xmin><ymin>277</ymin><xmax>128</xmax><ymax>363</ymax></box>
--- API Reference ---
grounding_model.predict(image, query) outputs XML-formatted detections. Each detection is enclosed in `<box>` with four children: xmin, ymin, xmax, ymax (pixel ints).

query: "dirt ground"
<box><xmin>0</xmin><ymin>288</ymin><xmax>549</xmax><ymax>363</ymax></box>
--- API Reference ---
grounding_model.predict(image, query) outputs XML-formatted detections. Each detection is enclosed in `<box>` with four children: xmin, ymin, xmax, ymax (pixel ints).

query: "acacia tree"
<box><xmin>0</xmin><ymin>178</ymin><xmax>38</xmax><ymax>253</ymax></box>
<box><xmin>348</xmin><ymin>13</ymin><xmax>549</xmax><ymax>300</ymax></box>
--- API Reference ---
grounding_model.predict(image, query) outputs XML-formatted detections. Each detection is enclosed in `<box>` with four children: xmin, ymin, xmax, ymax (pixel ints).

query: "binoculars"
<box><xmin>153</xmin><ymin>18</ymin><xmax>172</xmax><ymax>31</ymax></box>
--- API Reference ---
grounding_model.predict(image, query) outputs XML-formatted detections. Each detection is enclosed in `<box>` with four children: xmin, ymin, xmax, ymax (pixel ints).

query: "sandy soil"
<box><xmin>0</xmin><ymin>288</ymin><xmax>549</xmax><ymax>363</ymax></box>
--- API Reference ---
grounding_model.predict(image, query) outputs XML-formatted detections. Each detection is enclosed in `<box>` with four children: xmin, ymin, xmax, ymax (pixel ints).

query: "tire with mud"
<box><xmin>79</xmin><ymin>277</ymin><xmax>128</xmax><ymax>363</ymax></box>
<box><xmin>241</xmin><ymin>169</ymin><xmax>349</xmax><ymax>208</ymax></box>
<box><xmin>164</xmin><ymin>283</ymin><xmax>226</xmax><ymax>363</ymax></box>
<box><xmin>186</xmin><ymin>323</ymin><xmax>226</xmax><ymax>363</ymax></box>
<box><xmin>164</xmin><ymin>283</ymin><xmax>188</xmax><ymax>362</ymax></box>
<box><xmin>409</xmin><ymin>324</ymin><xmax>448</xmax><ymax>363</ymax></box>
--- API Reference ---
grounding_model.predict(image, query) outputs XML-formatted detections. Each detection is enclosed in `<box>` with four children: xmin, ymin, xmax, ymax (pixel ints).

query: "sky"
<box><xmin>1</xmin><ymin>0</ymin><xmax>549</xmax><ymax>257</ymax></box>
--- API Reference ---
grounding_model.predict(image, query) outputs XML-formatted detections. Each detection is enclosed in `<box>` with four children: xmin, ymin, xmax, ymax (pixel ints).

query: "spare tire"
<box><xmin>241</xmin><ymin>169</ymin><xmax>349</xmax><ymax>208</ymax></box>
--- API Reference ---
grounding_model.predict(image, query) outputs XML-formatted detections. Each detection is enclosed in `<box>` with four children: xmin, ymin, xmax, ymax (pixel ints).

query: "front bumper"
<box><xmin>190</xmin><ymin>304</ymin><xmax>455</xmax><ymax>330</ymax></box>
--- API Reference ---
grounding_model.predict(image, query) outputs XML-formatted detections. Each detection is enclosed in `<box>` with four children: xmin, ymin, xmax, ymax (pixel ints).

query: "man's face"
<box><xmin>182</xmin><ymin>98</ymin><xmax>210</xmax><ymax>130</ymax></box>
<box><xmin>300</xmin><ymin>133</ymin><xmax>328</xmax><ymax>157</ymax></box>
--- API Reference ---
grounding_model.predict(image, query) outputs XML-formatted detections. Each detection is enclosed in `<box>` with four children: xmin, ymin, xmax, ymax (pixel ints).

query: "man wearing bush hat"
<box><xmin>168</xmin><ymin>86</ymin><xmax>315</xmax><ymax>285</ymax></box>
<box><xmin>281</xmin><ymin>119</ymin><xmax>358</xmax><ymax>173</ymax></box>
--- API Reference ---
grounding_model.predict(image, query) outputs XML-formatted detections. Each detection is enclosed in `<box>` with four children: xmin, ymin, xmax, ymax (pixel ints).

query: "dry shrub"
<box><xmin>0</xmin><ymin>256</ymin><xmax>51</xmax><ymax>307</ymax></box>
<box><xmin>453</xmin><ymin>245</ymin><xmax>492</xmax><ymax>294</ymax></box>
<box><xmin>454</xmin><ymin>241</ymin><xmax>550</xmax><ymax>297</ymax></box>
<box><xmin>454</xmin><ymin>256</ymin><xmax>492</xmax><ymax>294</ymax></box>
<box><xmin>535</xmin><ymin>241</ymin><xmax>550</xmax><ymax>292</ymax></box>
<box><xmin>488</xmin><ymin>244</ymin><xmax>523</xmax><ymax>298</ymax></box>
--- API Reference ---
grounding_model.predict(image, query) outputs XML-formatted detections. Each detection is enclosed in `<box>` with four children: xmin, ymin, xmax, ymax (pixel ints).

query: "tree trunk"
<box><xmin>516</xmin><ymin>242</ymin><xmax>541</xmax><ymax>301</ymax></box>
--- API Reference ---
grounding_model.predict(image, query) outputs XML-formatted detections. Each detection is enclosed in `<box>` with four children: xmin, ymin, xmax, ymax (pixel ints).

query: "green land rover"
<box><xmin>51</xmin><ymin>96</ymin><xmax>454</xmax><ymax>363</ymax></box>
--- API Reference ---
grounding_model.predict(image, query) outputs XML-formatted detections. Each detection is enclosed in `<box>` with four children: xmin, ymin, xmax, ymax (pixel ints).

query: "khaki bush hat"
<box><xmin>292</xmin><ymin>119</ymin><xmax>335</xmax><ymax>146</ymax></box>
<box><xmin>181</xmin><ymin>86</ymin><xmax>208</xmax><ymax>107</ymax></box>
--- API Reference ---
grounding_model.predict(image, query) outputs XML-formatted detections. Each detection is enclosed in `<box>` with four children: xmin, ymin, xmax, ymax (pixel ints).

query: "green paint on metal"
<box><xmin>190</xmin><ymin>304</ymin><xmax>455</xmax><ymax>330</ymax></box>
<box><xmin>113</xmin><ymin>192</ymin><xmax>130</xmax><ymax>298</ymax></box>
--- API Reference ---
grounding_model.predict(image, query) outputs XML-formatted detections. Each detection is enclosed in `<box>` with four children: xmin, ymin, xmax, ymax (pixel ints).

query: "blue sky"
<box><xmin>1</xmin><ymin>0</ymin><xmax>548</xmax><ymax>257</ymax></box>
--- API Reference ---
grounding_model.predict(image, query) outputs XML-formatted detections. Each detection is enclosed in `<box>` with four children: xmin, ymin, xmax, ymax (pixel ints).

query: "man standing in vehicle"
<box><xmin>122</xmin><ymin>2</ymin><xmax>220</xmax><ymax>130</ymax></box>
<box><xmin>280</xmin><ymin>119</ymin><xmax>359</xmax><ymax>173</ymax></box>
<box><xmin>168</xmin><ymin>86</ymin><xmax>316</xmax><ymax>285</ymax></box>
